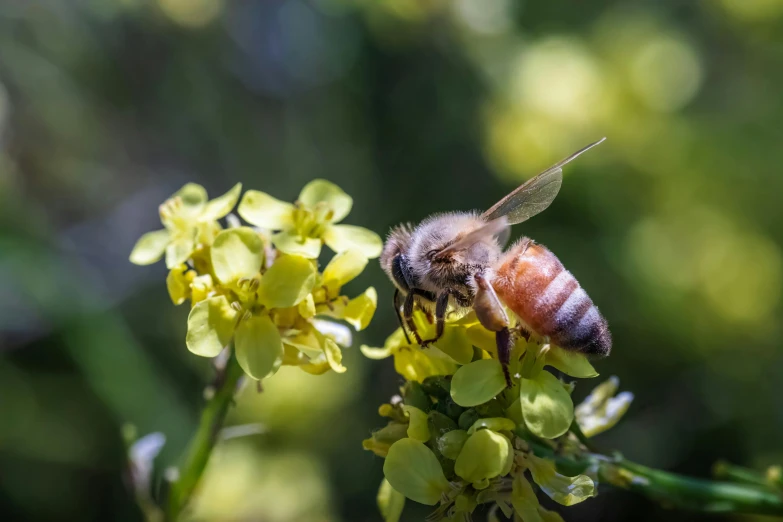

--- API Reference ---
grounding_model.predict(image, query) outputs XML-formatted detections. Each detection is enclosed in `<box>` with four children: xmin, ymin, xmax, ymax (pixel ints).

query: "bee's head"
<box><xmin>380</xmin><ymin>223</ymin><xmax>414</xmax><ymax>284</ymax></box>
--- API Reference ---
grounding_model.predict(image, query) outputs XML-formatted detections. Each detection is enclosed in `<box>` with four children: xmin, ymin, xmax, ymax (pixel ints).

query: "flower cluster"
<box><xmin>362</xmin><ymin>310</ymin><xmax>633</xmax><ymax>521</ymax></box>
<box><xmin>130</xmin><ymin>180</ymin><xmax>381</xmax><ymax>380</ymax></box>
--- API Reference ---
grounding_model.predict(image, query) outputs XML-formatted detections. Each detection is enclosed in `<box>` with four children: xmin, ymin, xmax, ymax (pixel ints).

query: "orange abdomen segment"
<box><xmin>492</xmin><ymin>239</ymin><xmax>611</xmax><ymax>356</ymax></box>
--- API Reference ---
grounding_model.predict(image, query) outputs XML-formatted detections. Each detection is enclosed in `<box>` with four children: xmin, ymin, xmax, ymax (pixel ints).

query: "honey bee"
<box><xmin>380</xmin><ymin>138</ymin><xmax>611</xmax><ymax>385</ymax></box>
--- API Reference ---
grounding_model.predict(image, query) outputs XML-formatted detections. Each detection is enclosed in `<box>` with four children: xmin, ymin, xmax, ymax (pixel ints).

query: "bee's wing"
<box><xmin>434</xmin><ymin>217</ymin><xmax>508</xmax><ymax>259</ymax></box>
<box><xmin>481</xmin><ymin>137</ymin><xmax>606</xmax><ymax>225</ymax></box>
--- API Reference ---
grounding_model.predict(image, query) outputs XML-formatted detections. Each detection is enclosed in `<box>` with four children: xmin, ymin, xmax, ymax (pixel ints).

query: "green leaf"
<box><xmin>237</xmin><ymin>189</ymin><xmax>295</xmax><ymax>229</ymax></box>
<box><xmin>454</xmin><ymin>429</ymin><xmax>512</xmax><ymax>484</ymax></box>
<box><xmin>511</xmin><ymin>474</ymin><xmax>543</xmax><ymax>522</ymax></box>
<box><xmin>185</xmin><ymin>296</ymin><xmax>237</xmax><ymax>357</ymax></box>
<box><xmin>437</xmin><ymin>429</ymin><xmax>468</xmax><ymax>460</ymax></box>
<box><xmin>546</xmin><ymin>346</ymin><xmax>599</xmax><ymax>378</ymax></box>
<box><xmin>258</xmin><ymin>254</ymin><xmax>316</xmax><ymax>308</ymax></box>
<box><xmin>519</xmin><ymin>370</ymin><xmax>574</xmax><ymax>439</ymax></box>
<box><xmin>165</xmin><ymin>233</ymin><xmax>196</xmax><ymax>269</ymax></box>
<box><xmin>467</xmin><ymin>417</ymin><xmax>516</xmax><ymax>435</ymax></box>
<box><xmin>271</xmin><ymin>230</ymin><xmax>322</xmax><ymax>258</ymax></box>
<box><xmin>201</xmin><ymin>182</ymin><xmax>242</xmax><ymax>221</ymax></box>
<box><xmin>528</xmin><ymin>455</ymin><xmax>596</xmax><ymax>506</ymax></box>
<box><xmin>235</xmin><ymin>314</ymin><xmax>283</xmax><ymax>380</ymax></box>
<box><xmin>211</xmin><ymin>227</ymin><xmax>264</xmax><ymax>284</ymax></box>
<box><xmin>323</xmin><ymin>224</ymin><xmax>383</xmax><ymax>259</ymax></box>
<box><xmin>298</xmin><ymin>179</ymin><xmax>353</xmax><ymax>223</ymax></box>
<box><xmin>383</xmin><ymin>439</ymin><xmax>451</xmax><ymax>505</ymax></box>
<box><xmin>403</xmin><ymin>405</ymin><xmax>430</xmax><ymax>442</ymax></box>
<box><xmin>451</xmin><ymin>359</ymin><xmax>507</xmax><ymax>407</ymax></box>
<box><xmin>322</xmin><ymin>250</ymin><xmax>368</xmax><ymax>292</ymax></box>
<box><xmin>433</xmin><ymin>326</ymin><xmax>474</xmax><ymax>365</ymax></box>
<box><xmin>377</xmin><ymin>479</ymin><xmax>406</xmax><ymax>522</ymax></box>
<box><xmin>129</xmin><ymin>229</ymin><xmax>170</xmax><ymax>265</ymax></box>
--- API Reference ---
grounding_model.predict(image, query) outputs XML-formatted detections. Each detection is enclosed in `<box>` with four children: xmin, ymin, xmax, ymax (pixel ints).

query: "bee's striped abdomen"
<box><xmin>492</xmin><ymin>239</ymin><xmax>611</xmax><ymax>356</ymax></box>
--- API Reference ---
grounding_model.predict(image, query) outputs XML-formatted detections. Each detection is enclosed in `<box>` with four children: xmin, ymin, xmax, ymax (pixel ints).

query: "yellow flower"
<box><xmin>238</xmin><ymin>179</ymin><xmax>382</xmax><ymax>259</ymax></box>
<box><xmin>130</xmin><ymin>183</ymin><xmax>242</xmax><ymax>268</ymax></box>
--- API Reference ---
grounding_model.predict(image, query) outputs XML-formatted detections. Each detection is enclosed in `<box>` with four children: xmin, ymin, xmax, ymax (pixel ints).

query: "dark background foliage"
<box><xmin>1</xmin><ymin>0</ymin><xmax>781</xmax><ymax>520</ymax></box>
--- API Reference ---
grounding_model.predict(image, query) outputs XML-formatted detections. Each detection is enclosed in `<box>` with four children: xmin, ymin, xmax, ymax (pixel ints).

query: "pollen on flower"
<box><xmin>130</xmin><ymin>180</ymin><xmax>379</xmax><ymax>382</ymax></box>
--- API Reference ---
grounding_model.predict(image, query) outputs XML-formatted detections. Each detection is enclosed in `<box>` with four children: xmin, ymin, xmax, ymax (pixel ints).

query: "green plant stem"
<box><xmin>165</xmin><ymin>353</ymin><xmax>244</xmax><ymax>521</ymax></box>
<box><xmin>524</xmin><ymin>437</ymin><xmax>783</xmax><ymax>516</ymax></box>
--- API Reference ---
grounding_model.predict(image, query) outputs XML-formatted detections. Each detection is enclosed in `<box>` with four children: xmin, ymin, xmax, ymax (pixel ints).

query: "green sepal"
<box><xmin>528</xmin><ymin>455</ymin><xmax>596</xmax><ymax>506</ymax></box>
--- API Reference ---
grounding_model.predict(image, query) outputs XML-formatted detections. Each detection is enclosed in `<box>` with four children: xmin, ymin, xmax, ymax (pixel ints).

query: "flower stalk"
<box><xmin>165</xmin><ymin>352</ymin><xmax>244</xmax><ymax>521</ymax></box>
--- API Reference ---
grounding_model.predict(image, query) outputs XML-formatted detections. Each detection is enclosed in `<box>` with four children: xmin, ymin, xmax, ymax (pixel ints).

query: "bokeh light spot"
<box><xmin>158</xmin><ymin>0</ymin><xmax>223</xmax><ymax>28</ymax></box>
<box><xmin>512</xmin><ymin>37</ymin><xmax>604</xmax><ymax>122</ymax></box>
<box><xmin>628</xmin><ymin>36</ymin><xmax>703</xmax><ymax>112</ymax></box>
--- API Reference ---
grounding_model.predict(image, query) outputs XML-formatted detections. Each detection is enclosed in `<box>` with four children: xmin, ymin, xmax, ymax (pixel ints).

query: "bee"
<box><xmin>380</xmin><ymin>138</ymin><xmax>611</xmax><ymax>385</ymax></box>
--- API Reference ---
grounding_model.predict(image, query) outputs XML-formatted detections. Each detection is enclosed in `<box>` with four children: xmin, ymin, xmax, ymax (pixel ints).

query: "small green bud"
<box><xmin>427</xmin><ymin>411</ymin><xmax>458</xmax><ymax>439</ymax></box>
<box><xmin>434</xmin><ymin>396</ymin><xmax>465</xmax><ymax>421</ymax></box>
<box><xmin>403</xmin><ymin>381</ymin><xmax>432</xmax><ymax>412</ymax></box>
<box><xmin>475</xmin><ymin>399</ymin><xmax>506</xmax><ymax>418</ymax></box>
<box><xmin>458</xmin><ymin>409</ymin><xmax>481</xmax><ymax>431</ymax></box>
<box><xmin>421</xmin><ymin>376</ymin><xmax>451</xmax><ymax>399</ymax></box>
<box><xmin>437</xmin><ymin>429</ymin><xmax>469</xmax><ymax>460</ymax></box>
<box><xmin>454</xmin><ymin>429</ymin><xmax>513</xmax><ymax>485</ymax></box>
<box><xmin>383</xmin><ymin>439</ymin><xmax>451</xmax><ymax>505</ymax></box>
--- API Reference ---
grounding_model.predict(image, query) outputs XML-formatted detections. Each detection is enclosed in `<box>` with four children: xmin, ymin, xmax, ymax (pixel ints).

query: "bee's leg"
<box><xmin>473</xmin><ymin>273</ymin><xmax>512</xmax><ymax>386</ymax></box>
<box><xmin>420</xmin><ymin>290</ymin><xmax>452</xmax><ymax>347</ymax></box>
<box><xmin>394</xmin><ymin>289</ymin><xmax>412</xmax><ymax>344</ymax></box>
<box><xmin>403</xmin><ymin>290</ymin><xmax>424</xmax><ymax>345</ymax></box>
<box><xmin>496</xmin><ymin>327</ymin><xmax>512</xmax><ymax>387</ymax></box>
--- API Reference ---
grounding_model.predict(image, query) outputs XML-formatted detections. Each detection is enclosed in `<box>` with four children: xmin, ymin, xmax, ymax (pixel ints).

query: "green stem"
<box><xmin>523</xmin><ymin>437</ymin><xmax>783</xmax><ymax>516</ymax></box>
<box><xmin>165</xmin><ymin>353</ymin><xmax>244</xmax><ymax>521</ymax></box>
<box><xmin>712</xmin><ymin>460</ymin><xmax>775</xmax><ymax>489</ymax></box>
<box><xmin>599</xmin><ymin>459</ymin><xmax>783</xmax><ymax>515</ymax></box>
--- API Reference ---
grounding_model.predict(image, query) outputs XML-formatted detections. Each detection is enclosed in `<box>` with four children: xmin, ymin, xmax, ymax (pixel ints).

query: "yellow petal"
<box><xmin>165</xmin><ymin>232</ymin><xmax>196</xmax><ymax>269</ymax></box>
<box><xmin>130</xmin><ymin>229</ymin><xmax>170</xmax><ymax>265</ymax></box>
<box><xmin>298</xmin><ymin>179</ymin><xmax>352</xmax><ymax>223</ymax></box>
<box><xmin>272</xmin><ymin>230</ymin><xmax>322</xmax><ymax>258</ymax></box>
<box><xmin>258</xmin><ymin>254</ymin><xmax>317</xmax><ymax>308</ymax></box>
<box><xmin>210</xmin><ymin>227</ymin><xmax>264</xmax><ymax>285</ymax></box>
<box><xmin>323</xmin><ymin>224</ymin><xmax>383</xmax><ymax>259</ymax></box>
<box><xmin>238</xmin><ymin>190</ymin><xmax>295</xmax><ymax>229</ymax></box>
<box><xmin>185</xmin><ymin>296</ymin><xmax>237</xmax><ymax>357</ymax></box>
<box><xmin>322</xmin><ymin>250</ymin><xmax>369</xmax><ymax>293</ymax></box>
<box><xmin>166</xmin><ymin>265</ymin><xmax>193</xmax><ymax>305</ymax></box>
<box><xmin>323</xmin><ymin>337</ymin><xmax>347</xmax><ymax>373</ymax></box>
<box><xmin>235</xmin><ymin>314</ymin><xmax>283</xmax><ymax>380</ymax></box>
<box><xmin>201</xmin><ymin>182</ymin><xmax>242</xmax><ymax>221</ymax></box>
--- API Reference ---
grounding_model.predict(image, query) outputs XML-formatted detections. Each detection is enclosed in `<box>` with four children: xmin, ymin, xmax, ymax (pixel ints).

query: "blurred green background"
<box><xmin>1</xmin><ymin>0</ymin><xmax>782</xmax><ymax>520</ymax></box>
